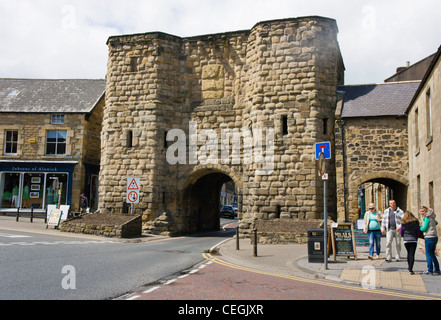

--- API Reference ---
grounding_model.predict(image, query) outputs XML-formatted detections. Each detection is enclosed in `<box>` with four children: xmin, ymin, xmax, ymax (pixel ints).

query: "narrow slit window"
<box><xmin>127</xmin><ymin>130</ymin><xmax>133</xmax><ymax>148</ymax></box>
<box><xmin>323</xmin><ymin>118</ymin><xmax>328</xmax><ymax>135</ymax></box>
<box><xmin>282</xmin><ymin>116</ymin><xmax>288</xmax><ymax>136</ymax></box>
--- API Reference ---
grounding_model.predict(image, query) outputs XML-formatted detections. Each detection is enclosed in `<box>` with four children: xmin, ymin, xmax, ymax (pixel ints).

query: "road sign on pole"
<box><xmin>315</xmin><ymin>144</ymin><xmax>329</xmax><ymax>270</ymax></box>
<box><xmin>127</xmin><ymin>177</ymin><xmax>140</xmax><ymax>204</ymax></box>
<box><xmin>314</xmin><ymin>142</ymin><xmax>331</xmax><ymax>160</ymax></box>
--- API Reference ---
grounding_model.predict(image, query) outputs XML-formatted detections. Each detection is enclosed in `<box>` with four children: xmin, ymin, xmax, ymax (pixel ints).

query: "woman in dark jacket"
<box><xmin>400</xmin><ymin>211</ymin><xmax>422</xmax><ymax>275</ymax></box>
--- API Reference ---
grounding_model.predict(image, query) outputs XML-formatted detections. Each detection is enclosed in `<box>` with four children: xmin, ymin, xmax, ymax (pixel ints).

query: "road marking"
<box><xmin>164</xmin><ymin>279</ymin><xmax>176</xmax><ymax>285</ymax></box>
<box><xmin>189</xmin><ymin>269</ymin><xmax>199</xmax><ymax>274</ymax></box>
<box><xmin>143</xmin><ymin>286</ymin><xmax>160</xmax><ymax>294</ymax></box>
<box><xmin>0</xmin><ymin>240</ymin><xmax>118</xmax><ymax>247</ymax></box>
<box><xmin>0</xmin><ymin>232</ymin><xmax>32</xmax><ymax>238</ymax></box>
<box><xmin>126</xmin><ymin>295</ymin><xmax>141</xmax><ymax>300</ymax></box>
<box><xmin>202</xmin><ymin>253</ymin><xmax>441</xmax><ymax>301</ymax></box>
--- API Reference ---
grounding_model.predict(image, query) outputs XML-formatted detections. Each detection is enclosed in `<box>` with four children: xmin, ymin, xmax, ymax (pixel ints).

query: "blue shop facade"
<box><xmin>0</xmin><ymin>161</ymin><xmax>77</xmax><ymax>212</ymax></box>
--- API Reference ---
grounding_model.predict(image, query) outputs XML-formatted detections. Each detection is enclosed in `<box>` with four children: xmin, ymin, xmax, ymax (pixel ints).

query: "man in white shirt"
<box><xmin>381</xmin><ymin>200</ymin><xmax>404</xmax><ymax>262</ymax></box>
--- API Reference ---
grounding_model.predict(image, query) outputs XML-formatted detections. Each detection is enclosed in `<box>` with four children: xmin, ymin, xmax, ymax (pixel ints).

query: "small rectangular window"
<box><xmin>426</xmin><ymin>89</ymin><xmax>432</xmax><ymax>139</ymax></box>
<box><xmin>127</xmin><ymin>130</ymin><xmax>133</xmax><ymax>148</ymax></box>
<box><xmin>130</xmin><ymin>57</ymin><xmax>138</xmax><ymax>73</ymax></box>
<box><xmin>414</xmin><ymin>108</ymin><xmax>419</xmax><ymax>150</ymax></box>
<box><xmin>282</xmin><ymin>116</ymin><xmax>288</xmax><ymax>136</ymax></box>
<box><xmin>4</xmin><ymin>130</ymin><xmax>18</xmax><ymax>155</ymax></box>
<box><xmin>323</xmin><ymin>118</ymin><xmax>328</xmax><ymax>135</ymax></box>
<box><xmin>51</xmin><ymin>115</ymin><xmax>65</xmax><ymax>124</ymax></box>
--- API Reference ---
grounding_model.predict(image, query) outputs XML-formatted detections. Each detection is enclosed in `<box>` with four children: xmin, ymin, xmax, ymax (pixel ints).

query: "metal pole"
<box><xmin>324</xmin><ymin>176</ymin><xmax>328</xmax><ymax>270</ymax></box>
<box><xmin>16</xmin><ymin>208</ymin><xmax>19</xmax><ymax>222</ymax></box>
<box><xmin>236</xmin><ymin>226</ymin><xmax>240</xmax><ymax>250</ymax></box>
<box><xmin>30</xmin><ymin>207</ymin><xmax>34</xmax><ymax>223</ymax></box>
<box><xmin>253</xmin><ymin>229</ymin><xmax>258</xmax><ymax>257</ymax></box>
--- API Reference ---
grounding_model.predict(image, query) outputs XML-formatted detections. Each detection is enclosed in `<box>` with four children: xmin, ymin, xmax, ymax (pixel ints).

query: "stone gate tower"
<box><xmin>100</xmin><ymin>16</ymin><xmax>345</xmax><ymax>236</ymax></box>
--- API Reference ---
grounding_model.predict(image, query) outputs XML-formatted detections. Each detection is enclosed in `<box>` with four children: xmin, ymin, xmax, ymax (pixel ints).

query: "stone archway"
<box><xmin>350</xmin><ymin>171</ymin><xmax>409</xmax><ymax>220</ymax></box>
<box><xmin>181</xmin><ymin>165</ymin><xmax>243</xmax><ymax>234</ymax></box>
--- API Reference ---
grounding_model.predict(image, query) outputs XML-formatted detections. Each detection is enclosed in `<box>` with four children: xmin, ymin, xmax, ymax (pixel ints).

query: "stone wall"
<box><xmin>335</xmin><ymin>117</ymin><xmax>409</xmax><ymax>221</ymax></box>
<box><xmin>60</xmin><ymin>214</ymin><xmax>142</xmax><ymax>238</ymax></box>
<box><xmin>100</xmin><ymin>16</ymin><xmax>344</xmax><ymax>236</ymax></box>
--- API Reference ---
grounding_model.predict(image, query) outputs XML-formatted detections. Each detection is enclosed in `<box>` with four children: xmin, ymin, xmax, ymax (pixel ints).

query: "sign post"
<box><xmin>315</xmin><ymin>142</ymin><xmax>331</xmax><ymax>270</ymax></box>
<box><xmin>127</xmin><ymin>177</ymin><xmax>140</xmax><ymax>214</ymax></box>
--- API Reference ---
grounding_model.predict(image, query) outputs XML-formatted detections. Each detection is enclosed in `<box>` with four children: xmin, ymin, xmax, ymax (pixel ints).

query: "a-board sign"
<box><xmin>47</xmin><ymin>209</ymin><xmax>62</xmax><ymax>229</ymax></box>
<box><xmin>330</xmin><ymin>223</ymin><xmax>357</xmax><ymax>260</ymax></box>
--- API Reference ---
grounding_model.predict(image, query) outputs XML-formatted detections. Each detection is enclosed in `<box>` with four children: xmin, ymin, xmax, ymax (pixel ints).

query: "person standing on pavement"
<box><xmin>381</xmin><ymin>200</ymin><xmax>404</xmax><ymax>262</ymax></box>
<box><xmin>400</xmin><ymin>211</ymin><xmax>422</xmax><ymax>275</ymax></box>
<box><xmin>420</xmin><ymin>206</ymin><xmax>440</xmax><ymax>275</ymax></box>
<box><xmin>80</xmin><ymin>193</ymin><xmax>89</xmax><ymax>214</ymax></box>
<box><xmin>363</xmin><ymin>203</ymin><xmax>382</xmax><ymax>260</ymax></box>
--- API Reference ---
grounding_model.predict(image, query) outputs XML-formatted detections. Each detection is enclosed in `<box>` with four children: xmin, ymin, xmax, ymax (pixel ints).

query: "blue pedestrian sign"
<box><xmin>315</xmin><ymin>142</ymin><xmax>331</xmax><ymax>160</ymax></box>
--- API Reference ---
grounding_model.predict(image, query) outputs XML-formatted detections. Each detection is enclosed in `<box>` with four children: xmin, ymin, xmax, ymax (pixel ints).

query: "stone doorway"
<box><xmin>356</xmin><ymin>174</ymin><xmax>408</xmax><ymax>220</ymax></box>
<box><xmin>183</xmin><ymin>169</ymin><xmax>240</xmax><ymax>234</ymax></box>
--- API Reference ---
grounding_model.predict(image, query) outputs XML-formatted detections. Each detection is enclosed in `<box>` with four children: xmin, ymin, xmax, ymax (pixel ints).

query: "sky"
<box><xmin>0</xmin><ymin>0</ymin><xmax>440</xmax><ymax>85</ymax></box>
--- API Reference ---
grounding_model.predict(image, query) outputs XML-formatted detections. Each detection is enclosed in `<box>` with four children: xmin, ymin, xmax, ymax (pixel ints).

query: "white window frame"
<box><xmin>4</xmin><ymin>130</ymin><xmax>18</xmax><ymax>155</ymax></box>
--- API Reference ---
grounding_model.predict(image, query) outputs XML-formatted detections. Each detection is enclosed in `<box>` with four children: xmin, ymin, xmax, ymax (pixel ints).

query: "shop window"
<box><xmin>0</xmin><ymin>173</ymin><xmax>21</xmax><ymax>209</ymax></box>
<box><xmin>4</xmin><ymin>130</ymin><xmax>18</xmax><ymax>155</ymax></box>
<box><xmin>22</xmin><ymin>173</ymin><xmax>45</xmax><ymax>209</ymax></box>
<box><xmin>46</xmin><ymin>130</ymin><xmax>67</xmax><ymax>155</ymax></box>
<box><xmin>45</xmin><ymin>174</ymin><xmax>68</xmax><ymax>207</ymax></box>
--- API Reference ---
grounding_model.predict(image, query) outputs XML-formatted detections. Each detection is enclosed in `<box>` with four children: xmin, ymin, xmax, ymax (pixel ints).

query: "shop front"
<box><xmin>0</xmin><ymin>161</ymin><xmax>76</xmax><ymax>212</ymax></box>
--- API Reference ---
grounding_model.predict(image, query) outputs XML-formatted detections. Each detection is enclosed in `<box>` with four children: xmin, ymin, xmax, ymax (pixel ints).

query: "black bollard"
<box><xmin>253</xmin><ymin>228</ymin><xmax>258</xmax><ymax>257</ymax></box>
<box><xmin>30</xmin><ymin>207</ymin><xmax>34</xmax><ymax>223</ymax></box>
<box><xmin>236</xmin><ymin>226</ymin><xmax>240</xmax><ymax>250</ymax></box>
<box><xmin>16</xmin><ymin>208</ymin><xmax>20</xmax><ymax>222</ymax></box>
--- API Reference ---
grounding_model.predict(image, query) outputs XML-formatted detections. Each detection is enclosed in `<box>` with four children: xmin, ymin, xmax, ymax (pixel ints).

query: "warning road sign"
<box><xmin>128</xmin><ymin>178</ymin><xmax>140</xmax><ymax>190</ymax></box>
<box><xmin>128</xmin><ymin>191</ymin><xmax>139</xmax><ymax>203</ymax></box>
<box><xmin>127</xmin><ymin>177</ymin><xmax>140</xmax><ymax>204</ymax></box>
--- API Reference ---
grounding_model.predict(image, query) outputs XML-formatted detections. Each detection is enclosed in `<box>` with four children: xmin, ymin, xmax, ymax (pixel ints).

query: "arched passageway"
<box><xmin>184</xmin><ymin>171</ymin><xmax>238</xmax><ymax>233</ymax></box>
<box><xmin>357</xmin><ymin>177</ymin><xmax>408</xmax><ymax>219</ymax></box>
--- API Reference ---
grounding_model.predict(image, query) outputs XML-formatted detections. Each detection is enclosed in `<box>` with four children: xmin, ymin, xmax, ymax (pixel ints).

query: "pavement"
<box><xmin>216</xmin><ymin>232</ymin><xmax>441</xmax><ymax>298</ymax></box>
<box><xmin>2</xmin><ymin>216</ymin><xmax>441</xmax><ymax>299</ymax></box>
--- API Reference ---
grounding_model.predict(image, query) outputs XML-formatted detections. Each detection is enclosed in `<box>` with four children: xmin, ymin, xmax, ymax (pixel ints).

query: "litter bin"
<box><xmin>307</xmin><ymin>228</ymin><xmax>324</xmax><ymax>263</ymax></box>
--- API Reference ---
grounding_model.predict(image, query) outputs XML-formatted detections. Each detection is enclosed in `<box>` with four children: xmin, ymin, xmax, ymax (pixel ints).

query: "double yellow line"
<box><xmin>202</xmin><ymin>252</ymin><xmax>440</xmax><ymax>300</ymax></box>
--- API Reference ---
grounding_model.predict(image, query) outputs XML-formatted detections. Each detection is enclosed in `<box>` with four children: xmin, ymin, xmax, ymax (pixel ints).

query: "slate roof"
<box><xmin>0</xmin><ymin>79</ymin><xmax>106</xmax><ymax>113</ymax></box>
<box><xmin>338</xmin><ymin>81</ymin><xmax>421</xmax><ymax>118</ymax></box>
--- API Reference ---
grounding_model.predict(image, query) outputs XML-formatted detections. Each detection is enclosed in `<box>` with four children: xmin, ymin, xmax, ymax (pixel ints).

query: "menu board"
<box><xmin>330</xmin><ymin>223</ymin><xmax>357</xmax><ymax>260</ymax></box>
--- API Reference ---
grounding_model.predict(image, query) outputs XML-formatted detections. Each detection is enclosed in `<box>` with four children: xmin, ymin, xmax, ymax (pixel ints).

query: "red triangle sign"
<box><xmin>128</xmin><ymin>178</ymin><xmax>139</xmax><ymax>190</ymax></box>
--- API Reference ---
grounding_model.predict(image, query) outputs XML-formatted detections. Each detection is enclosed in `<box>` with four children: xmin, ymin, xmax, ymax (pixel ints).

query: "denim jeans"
<box><xmin>425</xmin><ymin>237</ymin><xmax>440</xmax><ymax>273</ymax></box>
<box><xmin>368</xmin><ymin>230</ymin><xmax>381</xmax><ymax>256</ymax></box>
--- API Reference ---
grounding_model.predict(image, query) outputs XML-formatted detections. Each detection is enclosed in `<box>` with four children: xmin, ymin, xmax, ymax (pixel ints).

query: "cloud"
<box><xmin>0</xmin><ymin>0</ymin><xmax>440</xmax><ymax>84</ymax></box>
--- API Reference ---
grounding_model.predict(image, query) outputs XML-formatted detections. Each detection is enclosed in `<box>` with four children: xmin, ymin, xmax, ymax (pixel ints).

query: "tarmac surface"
<box><xmin>2</xmin><ymin>216</ymin><xmax>441</xmax><ymax>299</ymax></box>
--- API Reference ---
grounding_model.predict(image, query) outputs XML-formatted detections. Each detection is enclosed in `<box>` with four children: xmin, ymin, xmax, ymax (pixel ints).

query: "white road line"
<box><xmin>164</xmin><ymin>279</ymin><xmax>176</xmax><ymax>285</ymax></box>
<box><xmin>189</xmin><ymin>269</ymin><xmax>199</xmax><ymax>274</ymax></box>
<box><xmin>126</xmin><ymin>295</ymin><xmax>141</xmax><ymax>300</ymax></box>
<box><xmin>178</xmin><ymin>274</ymin><xmax>189</xmax><ymax>279</ymax></box>
<box><xmin>143</xmin><ymin>286</ymin><xmax>160</xmax><ymax>294</ymax></box>
<box><xmin>0</xmin><ymin>232</ymin><xmax>32</xmax><ymax>238</ymax></box>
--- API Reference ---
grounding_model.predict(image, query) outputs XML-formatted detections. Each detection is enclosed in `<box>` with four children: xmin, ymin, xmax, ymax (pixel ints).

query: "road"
<box><xmin>0</xmin><ymin>218</ymin><xmax>235</xmax><ymax>300</ymax></box>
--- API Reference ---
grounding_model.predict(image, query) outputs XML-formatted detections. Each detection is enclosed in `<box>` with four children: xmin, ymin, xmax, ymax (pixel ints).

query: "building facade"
<box><xmin>407</xmin><ymin>46</ymin><xmax>441</xmax><ymax>238</ymax></box>
<box><xmin>335</xmin><ymin>81</ymin><xmax>420</xmax><ymax>221</ymax></box>
<box><xmin>0</xmin><ymin>79</ymin><xmax>105</xmax><ymax>213</ymax></box>
<box><xmin>100</xmin><ymin>16</ymin><xmax>345</xmax><ymax>236</ymax></box>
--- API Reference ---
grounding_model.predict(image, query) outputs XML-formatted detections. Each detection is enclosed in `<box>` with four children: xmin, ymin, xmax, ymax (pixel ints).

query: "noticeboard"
<box><xmin>47</xmin><ymin>209</ymin><xmax>62</xmax><ymax>229</ymax></box>
<box><xmin>330</xmin><ymin>223</ymin><xmax>357</xmax><ymax>260</ymax></box>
